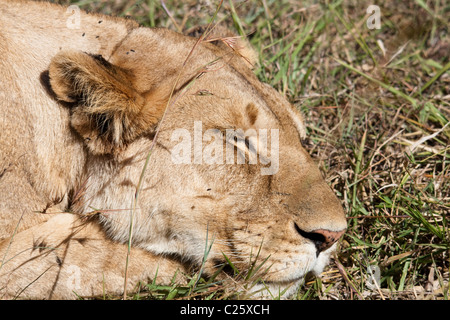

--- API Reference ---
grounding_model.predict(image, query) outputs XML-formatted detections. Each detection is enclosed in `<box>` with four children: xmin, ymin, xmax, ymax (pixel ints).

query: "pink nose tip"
<box><xmin>295</xmin><ymin>224</ymin><xmax>346</xmax><ymax>253</ymax></box>
<box><xmin>309</xmin><ymin>228</ymin><xmax>346</xmax><ymax>252</ymax></box>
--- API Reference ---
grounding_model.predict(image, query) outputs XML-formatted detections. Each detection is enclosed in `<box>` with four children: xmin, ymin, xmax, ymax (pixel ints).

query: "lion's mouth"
<box><xmin>206</xmin><ymin>258</ymin><xmax>316</xmax><ymax>298</ymax></box>
<box><xmin>201</xmin><ymin>236</ymin><xmax>337</xmax><ymax>298</ymax></box>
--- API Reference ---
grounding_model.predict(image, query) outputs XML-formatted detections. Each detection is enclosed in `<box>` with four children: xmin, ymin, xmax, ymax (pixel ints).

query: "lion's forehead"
<box><xmin>113</xmin><ymin>29</ymin><xmax>306</xmax><ymax>144</ymax></box>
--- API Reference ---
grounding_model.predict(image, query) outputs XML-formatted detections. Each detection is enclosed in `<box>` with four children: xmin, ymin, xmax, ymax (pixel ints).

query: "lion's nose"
<box><xmin>294</xmin><ymin>223</ymin><xmax>346</xmax><ymax>253</ymax></box>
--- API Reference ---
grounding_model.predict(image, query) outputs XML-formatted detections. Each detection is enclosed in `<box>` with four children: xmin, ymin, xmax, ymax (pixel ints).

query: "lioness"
<box><xmin>0</xmin><ymin>0</ymin><xmax>346</xmax><ymax>299</ymax></box>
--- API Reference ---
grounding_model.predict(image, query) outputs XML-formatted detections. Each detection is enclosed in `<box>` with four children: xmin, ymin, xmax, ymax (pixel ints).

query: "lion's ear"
<box><xmin>187</xmin><ymin>26</ymin><xmax>258</xmax><ymax>69</ymax></box>
<box><xmin>226</xmin><ymin>36</ymin><xmax>258</xmax><ymax>68</ymax></box>
<box><xmin>48</xmin><ymin>50</ymin><xmax>165</xmax><ymax>155</ymax></box>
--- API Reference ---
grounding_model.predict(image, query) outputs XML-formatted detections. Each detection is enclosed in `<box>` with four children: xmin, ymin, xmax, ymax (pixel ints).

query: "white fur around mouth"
<box><xmin>244</xmin><ymin>278</ymin><xmax>305</xmax><ymax>299</ymax></box>
<box><xmin>242</xmin><ymin>244</ymin><xmax>337</xmax><ymax>299</ymax></box>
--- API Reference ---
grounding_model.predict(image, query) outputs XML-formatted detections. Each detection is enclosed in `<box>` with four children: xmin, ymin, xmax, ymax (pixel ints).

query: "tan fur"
<box><xmin>0</xmin><ymin>0</ymin><xmax>346</xmax><ymax>299</ymax></box>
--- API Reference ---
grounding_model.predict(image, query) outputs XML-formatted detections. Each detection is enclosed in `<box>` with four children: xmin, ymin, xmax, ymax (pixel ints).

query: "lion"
<box><xmin>0</xmin><ymin>0</ymin><xmax>346</xmax><ymax>299</ymax></box>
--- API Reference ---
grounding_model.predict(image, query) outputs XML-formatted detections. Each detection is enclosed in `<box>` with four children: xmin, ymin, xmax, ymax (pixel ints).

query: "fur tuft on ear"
<box><xmin>187</xmin><ymin>25</ymin><xmax>258</xmax><ymax>69</ymax></box>
<box><xmin>49</xmin><ymin>51</ymin><xmax>164</xmax><ymax>155</ymax></box>
<box><xmin>221</xmin><ymin>35</ymin><xmax>258</xmax><ymax>69</ymax></box>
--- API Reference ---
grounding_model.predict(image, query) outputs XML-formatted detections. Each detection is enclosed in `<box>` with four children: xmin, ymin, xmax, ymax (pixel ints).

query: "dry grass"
<box><xmin>55</xmin><ymin>0</ymin><xmax>449</xmax><ymax>300</ymax></box>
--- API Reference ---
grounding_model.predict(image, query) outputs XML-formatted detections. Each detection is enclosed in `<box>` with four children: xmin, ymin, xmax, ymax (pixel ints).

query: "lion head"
<box><xmin>48</xmin><ymin>26</ymin><xmax>347</xmax><ymax>297</ymax></box>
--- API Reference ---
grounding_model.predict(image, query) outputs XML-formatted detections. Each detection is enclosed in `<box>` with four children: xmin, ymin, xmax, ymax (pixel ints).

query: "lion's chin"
<box><xmin>246</xmin><ymin>279</ymin><xmax>304</xmax><ymax>299</ymax></box>
<box><xmin>244</xmin><ymin>244</ymin><xmax>336</xmax><ymax>299</ymax></box>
